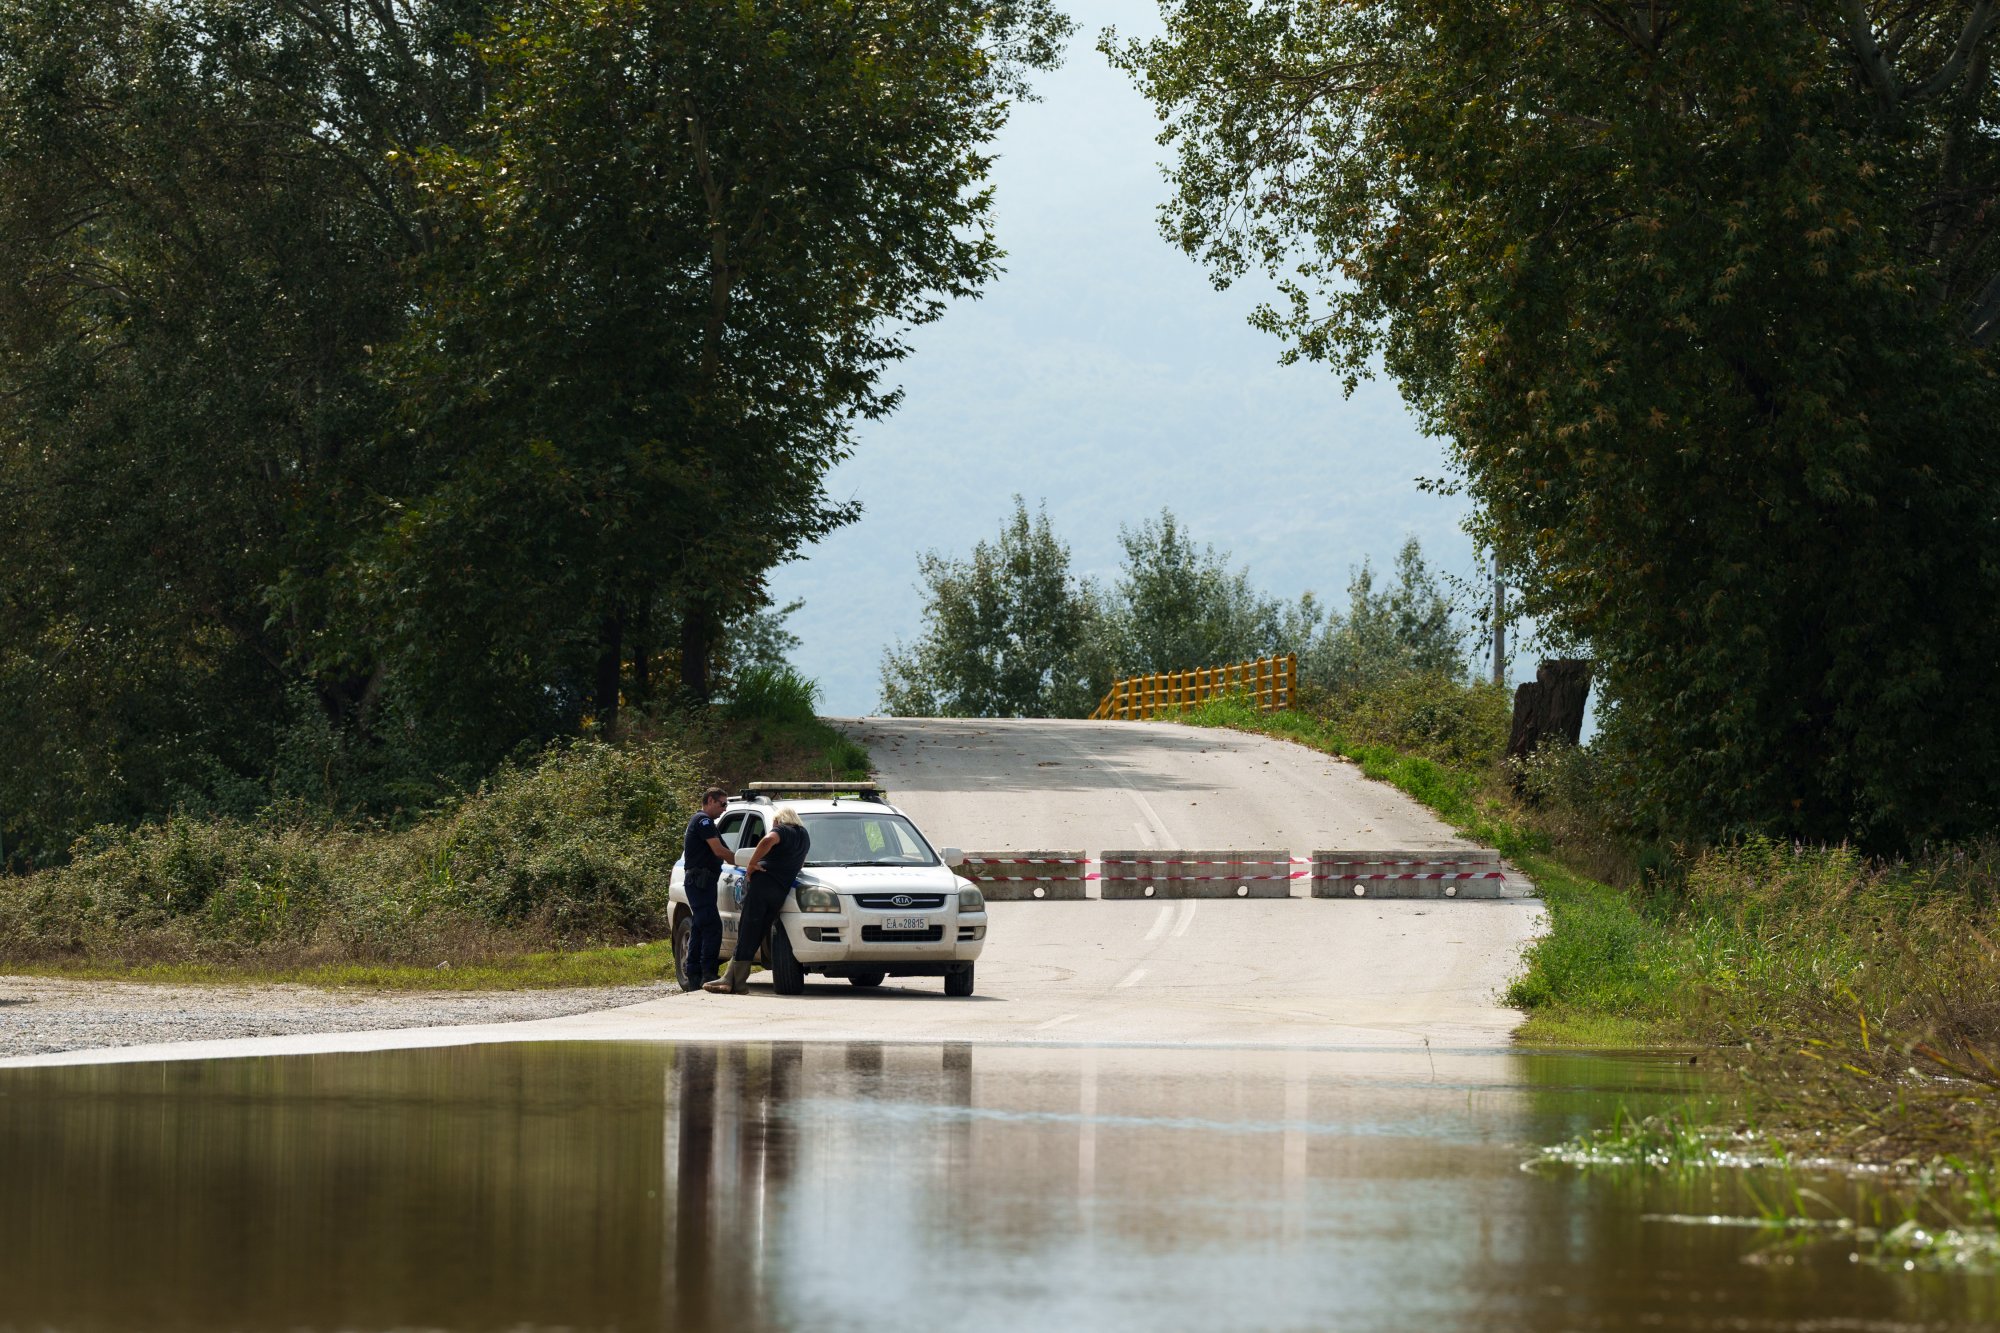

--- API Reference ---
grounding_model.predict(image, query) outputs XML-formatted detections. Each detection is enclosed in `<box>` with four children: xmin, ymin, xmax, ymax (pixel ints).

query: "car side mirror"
<box><xmin>732</xmin><ymin>848</ymin><xmax>755</xmax><ymax>868</ymax></box>
<box><xmin>941</xmin><ymin>847</ymin><xmax>965</xmax><ymax>868</ymax></box>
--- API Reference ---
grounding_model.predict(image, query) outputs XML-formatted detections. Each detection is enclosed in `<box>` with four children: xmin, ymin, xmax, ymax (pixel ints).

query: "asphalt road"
<box><xmin>2</xmin><ymin>718</ymin><xmax>1544</xmax><ymax>1067</ymax></box>
<box><xmin>848</xmin><ymin>715</ymin><xmax>1477</xmax><ymax>852</ymax></box>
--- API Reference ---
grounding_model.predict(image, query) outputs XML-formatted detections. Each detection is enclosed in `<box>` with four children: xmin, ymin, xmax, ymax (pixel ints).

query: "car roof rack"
<box><xmin>739</xmin><ymin>781</ymin><xmax>889</xmax><ymax>805</ymax></box>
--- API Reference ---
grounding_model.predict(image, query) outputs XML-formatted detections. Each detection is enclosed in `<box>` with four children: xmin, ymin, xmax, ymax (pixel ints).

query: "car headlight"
<box><xmin>794</xmin><ymin>885</ymin><xmax>841</xmax><ymax>913</ymax></box>
<box><xmin>958</xmin><ymin>887</ymin><xmax>985</xmax><ymax>912</ymax></box>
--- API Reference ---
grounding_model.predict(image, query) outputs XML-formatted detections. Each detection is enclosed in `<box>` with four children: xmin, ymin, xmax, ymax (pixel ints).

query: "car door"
<box><xmin>717</xmin><ymin>811</ymin><xmax>764</xmax><ymax>956</ymax></box>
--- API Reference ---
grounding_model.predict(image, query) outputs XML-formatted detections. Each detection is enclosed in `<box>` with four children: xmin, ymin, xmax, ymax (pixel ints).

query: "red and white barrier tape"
<box><xmin>963</xmin><ymin>856</ymin><xmax>1087</xmax><ymax>866</ymax></box>
<box><xmin>1099</xmin><ymin>858</ymin><xmax>1293</xmax><ymax>867</ymax></box>
<box><xmin>1331</xmin><ymin>871</ymin><xmax>1507</xmax><ymax>882</ymax></box>
<box><xmin>1318</xmin><ymin>860</ymin><xmax>1500</xmax><ymax>869</ymax></box>
<box><xmin>966</xmin><ymin>855</ymin><xmax>1504</xmax><ymax>885</ymax></box>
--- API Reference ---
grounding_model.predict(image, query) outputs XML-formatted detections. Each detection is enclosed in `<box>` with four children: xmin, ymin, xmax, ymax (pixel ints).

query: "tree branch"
<box><xmin>1912</xmin><ymin>0</ymin><xmax>1997</xmax><ymax>101</ymax></box>
<box><xmin>1837</xmin><ymin>0</ymin><xmax>1902</xmax><ymax>112</ymax></box>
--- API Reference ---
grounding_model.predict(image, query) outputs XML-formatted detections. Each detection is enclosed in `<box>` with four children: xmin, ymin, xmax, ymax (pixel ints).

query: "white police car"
<box><xmin>669</xmin><ymin>783</ymin><xmax>987</xmax><ymax>996</ymax></box>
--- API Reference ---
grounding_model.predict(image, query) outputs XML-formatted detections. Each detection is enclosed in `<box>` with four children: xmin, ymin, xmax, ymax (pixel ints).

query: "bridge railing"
<box><xmin>1089</xmin><ymin>653</ymin><xmax>1296</xmax><ymax>721</ymax></box>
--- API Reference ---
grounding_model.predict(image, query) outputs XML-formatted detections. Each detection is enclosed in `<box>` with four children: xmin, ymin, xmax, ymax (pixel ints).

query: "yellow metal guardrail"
<box><xmin>1089</xmin><ymin>654</ymin><xmax>1297</xmax><ymax>721</ymax></box>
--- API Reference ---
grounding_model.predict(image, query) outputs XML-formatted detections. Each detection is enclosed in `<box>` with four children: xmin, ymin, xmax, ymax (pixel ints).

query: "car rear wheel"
<box><xmin>944</xmin><ymin>963</ymin><xmax>975</xmax><ymax>998</ymax></box>
<box><xmin>672</xmin><ymin>913</ymin><xmax>697</xmax><ymax>991</ymax></box>
<box><xmin>768</xmin><ymin>923</ymin><xmax>807</xmax><ymax>996</ymax></box>
<box><xmin>847</xmin><ymin>971</ymin><xmax>886</xmax><ymax>989</ymax></box>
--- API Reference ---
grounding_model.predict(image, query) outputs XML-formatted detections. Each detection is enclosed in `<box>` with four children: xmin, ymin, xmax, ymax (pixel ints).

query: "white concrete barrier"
<box><xmin>1098</xmin><ymin>850</ymin><xmax>1293</xmax><ymax>899</ymax></box>
<box><xmin>1311</xmin><ymin>850</ymin><xmax>1508</xmax><ymax>899</ymax></box>
<box><xmin>959</xmin><ymin>852</ymin><xmax>1089</xmax><ymax>901</ymax></box>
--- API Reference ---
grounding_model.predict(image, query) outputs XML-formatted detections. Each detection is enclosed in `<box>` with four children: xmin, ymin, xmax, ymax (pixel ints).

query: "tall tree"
<box><xmin>0</xmin><ymin>0</ymin><xmax>486</xmax><ymax>859</ymax></box>
<box><xmin>1100</xmin><ymin>509</ymin><xmax>1291</xmax><ymax>673</ymax></box>
<box><xmin>1301</xmin><ymin>538</ymin><xmax>1464</xmax><ymax>693</ymax></box>
<box><xmin>1111</xmin><ymin>2</ymin><xmax>2000</xmax><ymax>847</ymax></box>
<box><xmin>368</xmin><ymin>0</ymin><xmax>1074</xmax><ymax>729</ymax></box>
<box><xmin>882</xmin><ymin>498</ymin><xmax>1105</xmax><ymax>717</ymax></box>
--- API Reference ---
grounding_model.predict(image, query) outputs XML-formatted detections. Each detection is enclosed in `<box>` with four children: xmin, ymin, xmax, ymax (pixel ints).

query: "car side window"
<box><xmin>717</xmin><ymin>812</ymin><xmax>747</xmax><ymax>850</ymax></box>
<box><xmin>739</xmin><ymin>814</ymin><xmax>766</xmax><ymax>848</ymax></box>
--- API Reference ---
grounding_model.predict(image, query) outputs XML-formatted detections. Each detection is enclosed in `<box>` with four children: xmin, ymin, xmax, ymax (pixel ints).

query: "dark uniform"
<box><xmin>732</xmin><ymin>821</ymin><xmax>811</xmax><ymax>967</ymax></box>
<box><xmin>682</xmin><ymin>810</ymin><xmax>726</xmax><ymax>985</ymax></box>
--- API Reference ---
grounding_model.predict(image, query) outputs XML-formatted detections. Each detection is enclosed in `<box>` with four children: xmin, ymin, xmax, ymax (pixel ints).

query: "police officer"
<box><xmin>705</xmin><ymin>806</ymin><xmax>811</xmax><ymax>995</ymax></box>
<box><xmin>681</xmin><ymin>787</ymin><xmax>732</xmax><ymax>989</ymax></box>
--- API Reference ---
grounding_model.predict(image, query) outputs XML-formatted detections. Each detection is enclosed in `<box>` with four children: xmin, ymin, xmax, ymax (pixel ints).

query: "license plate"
<box><xmin>883</xmin><ymin>915</ymin><xmax>931</xmax><ymax>932</ymax></box>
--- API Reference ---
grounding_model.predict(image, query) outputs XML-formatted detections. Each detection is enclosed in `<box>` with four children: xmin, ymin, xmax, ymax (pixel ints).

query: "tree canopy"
<box><xmin>881</xmin><ymin>499</ymin><xmax>1107</xmax><ymax>718</ymax></box>
<box><xmin>0</xmin><ymin>0</ymin><xmax>1070</xmax><ymax>864</ymax></box>
<box><xmin>1110</xmin><ymin>1</ymin><xmax>2000</xmax><ymax>848</ymax></box>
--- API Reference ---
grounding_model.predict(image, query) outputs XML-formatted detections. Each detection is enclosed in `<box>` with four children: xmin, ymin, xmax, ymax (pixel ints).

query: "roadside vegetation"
<box><xmin>0</xmin><ymin>666</ymin><xmax>868</xmax><ymax>986</ymax></box>
<box><xmin>1173</xmin><ymin>689</ymin><xmax>2000</xmax><ymax>1170</ymax></box>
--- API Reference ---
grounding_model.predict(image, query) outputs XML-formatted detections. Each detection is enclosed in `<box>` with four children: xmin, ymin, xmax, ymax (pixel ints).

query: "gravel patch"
<box><xmin>0</xmin><ymin>975</ymin><xmax>686</xmax><ymax>1058</ymax></box>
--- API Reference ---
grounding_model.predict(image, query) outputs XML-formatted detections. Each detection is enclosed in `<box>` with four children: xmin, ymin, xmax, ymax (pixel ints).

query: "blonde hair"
<box><xmin>773</xmin><ymin>806</ymin><xmax>803</xmax><ymax>828</ymax></box>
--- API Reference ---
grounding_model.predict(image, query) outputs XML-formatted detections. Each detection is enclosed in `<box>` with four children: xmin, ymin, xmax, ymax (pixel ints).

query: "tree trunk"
<box><xmin>630</xmin><ymin>595</ymin><xmax>653</xmax><ymax>704</ymax></box>
<box><xmin>1507</xmin><ymin>659</ymin><xmax>1593</xmax><ymax>767</ymax></box>
<box><xmin>679</xmin><ymin>596</ymin><xmax>714</xmax><ymax>704</ymax></box>
<box><xmin>594</xmin><ymin>612</ymin><xmax>624</xmax><ymax>736</ymax></box>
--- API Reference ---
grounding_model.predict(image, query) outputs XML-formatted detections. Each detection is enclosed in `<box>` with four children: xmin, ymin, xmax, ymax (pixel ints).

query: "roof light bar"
<box><xmin>739</xmin><ymin>781</ymin><xmax>888</xmax><ymax>804</ymax></box>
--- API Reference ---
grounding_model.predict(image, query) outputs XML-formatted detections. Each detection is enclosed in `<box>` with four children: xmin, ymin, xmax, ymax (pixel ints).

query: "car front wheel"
<box><xmin>944</xmin><ymin>963</ymin><xmax>975</xmax><ymax>998</ymax></box>
<box><xmin>768</xmin><ymin>923</ymin><xmax>807</xmax><ymax>996</ymax></box>
<box><xmin>848</xmin><ymin>971</ymin><xmax>886</xmax><ymax>989</ymax></box>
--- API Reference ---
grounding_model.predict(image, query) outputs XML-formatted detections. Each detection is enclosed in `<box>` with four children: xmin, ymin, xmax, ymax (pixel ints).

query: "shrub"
<box><xmin>725</xmin><ymin>663</ymin><xmax>821</xmax><ymax>725</ymax></box>
<box><xmin>431</xmin><ymin>740</ymin><xmax>695</xmax><ymax>940</ymax></box>
<box><xmin>0</xmin><ymin>817</ymin><xmax>341</xmax><ymax>960</ymax></box>
<box><xmin>1327</xmin><ymin>672</ymin><xmax>1510</xmax><ymax>767</ymax></box>
<box><xmin>0</xmin><ymin>737</ymin><xmax>702</xmax><ymax>964</ymax></box>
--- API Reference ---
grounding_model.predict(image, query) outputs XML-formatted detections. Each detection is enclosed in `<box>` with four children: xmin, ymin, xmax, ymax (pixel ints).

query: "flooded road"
<box><xmin>0</xmin><ymin>1041</ymin><xmax>1990</xmax><ymax>1332</ymax></box>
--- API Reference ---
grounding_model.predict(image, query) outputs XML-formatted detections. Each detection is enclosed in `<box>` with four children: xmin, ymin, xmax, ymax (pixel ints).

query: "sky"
<box><xmin>767</xmin><ymin>3</ymin><xmax>1523</xmax><ymax>716</ymax></box>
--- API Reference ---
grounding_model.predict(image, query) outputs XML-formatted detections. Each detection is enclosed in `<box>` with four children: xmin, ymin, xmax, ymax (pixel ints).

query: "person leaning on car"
<box><xmin>705</xmin><ymin>805</ymin><xmax>811</xmax><ymax>995</ymax></box>
<box><xmin>681</xmin><ymin>787</ymin><xmax>733</xmax><ymax>989</ymax></box>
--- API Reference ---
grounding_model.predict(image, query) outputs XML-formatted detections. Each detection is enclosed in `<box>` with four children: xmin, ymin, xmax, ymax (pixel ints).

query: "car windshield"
<box><xmin>798</xmin><ymin>812</ymin><xmax>939</xmax><ymax>867</ymax></box>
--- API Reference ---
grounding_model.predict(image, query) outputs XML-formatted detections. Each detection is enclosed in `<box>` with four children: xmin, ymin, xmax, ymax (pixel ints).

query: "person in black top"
<box><xmin>705</xmin><ymin>805</ymin><xmax>811</xmax><ymax>994</ymax></box>
<box><xmin>681</xmin><ymin>788</ymin><xmax>732</xmax><ymax>988</ymax></box>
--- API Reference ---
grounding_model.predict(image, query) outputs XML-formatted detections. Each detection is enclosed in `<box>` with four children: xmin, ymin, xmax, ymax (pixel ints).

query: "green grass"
<box><xmin>1535</xmin><ymin>1103</ymin><xmax>1750</xmax><ymax>1169</ymax></box>
<box><xmin>1173</xmin><ymin>694</ymin><xmax>1534</xmax><ymax>852</ymax></box>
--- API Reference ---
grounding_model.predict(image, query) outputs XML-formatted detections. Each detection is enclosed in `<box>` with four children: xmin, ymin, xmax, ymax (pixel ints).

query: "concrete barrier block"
<box><xmin>959</xmin><ymin>851</ymin><xmax>1087</xmax><ymax>901</ymax></box>
<box><xmin>1097</xmin><ymin>850</ymin><xmax>1167</xmax><ymax>899</ymax></box>
<box><xmin>1311</xmin><ymin>850</ymin><xmax>1508</xmax><ymax>900</ymax></box>
<box><xmin>1100</xmin><ymin>850</ymin><xmax>1293</xmax><ymax>899</ymax></box>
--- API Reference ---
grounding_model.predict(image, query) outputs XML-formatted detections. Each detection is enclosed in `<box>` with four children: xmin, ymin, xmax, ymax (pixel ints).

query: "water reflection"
<box><xmin>0</xmin><ymin>1042</ymin><xmax>1990</xmax><ymax>1332</ymax></box>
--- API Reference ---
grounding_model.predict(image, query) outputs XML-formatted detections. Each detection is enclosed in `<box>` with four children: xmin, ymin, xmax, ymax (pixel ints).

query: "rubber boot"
<box><xmin>703</xmin><ymin>960</ymin><xmax>751</xmax><ymax>995</ymax></box>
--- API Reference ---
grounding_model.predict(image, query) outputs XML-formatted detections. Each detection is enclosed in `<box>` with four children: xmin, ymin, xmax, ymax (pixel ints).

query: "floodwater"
<box><xmin>0</xmin><ymin>1041</ymin><xmax>1992</xmax><ymax>1332</ymax></box>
